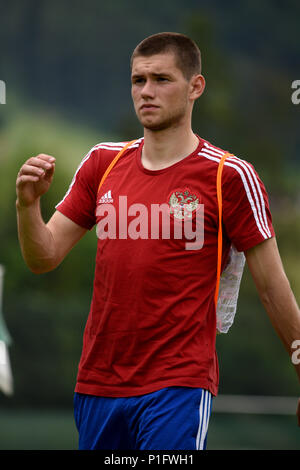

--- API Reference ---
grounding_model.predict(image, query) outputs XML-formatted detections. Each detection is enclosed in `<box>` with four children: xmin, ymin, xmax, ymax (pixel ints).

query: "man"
<box><xmin>16</xmin><ymin>32</ymin><xmax>300</xmax><ymax>450</ymax></box>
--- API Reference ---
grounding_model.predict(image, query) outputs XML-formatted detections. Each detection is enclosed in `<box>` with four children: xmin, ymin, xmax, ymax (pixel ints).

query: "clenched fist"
<box><xmin>16</xmin><ymin>154</ymin><xmax>56</xmax><ymax>208</ymax></box>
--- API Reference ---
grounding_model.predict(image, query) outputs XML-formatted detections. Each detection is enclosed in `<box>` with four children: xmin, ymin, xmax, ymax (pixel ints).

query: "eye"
<box><xmin>132</xmin><ymin>77</ymin><xmax>145</xmax><ymax>85</ymax></box>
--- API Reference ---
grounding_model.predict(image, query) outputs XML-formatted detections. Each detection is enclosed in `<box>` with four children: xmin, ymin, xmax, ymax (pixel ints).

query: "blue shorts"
<box><xmin>73</xmin><ymin>386</ymin><xmax>213</xmax><ymax>450</ymax></box>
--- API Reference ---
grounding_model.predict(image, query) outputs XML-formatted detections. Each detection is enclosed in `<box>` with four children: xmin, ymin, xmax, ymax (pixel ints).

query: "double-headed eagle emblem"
<box><xmin>169</xmin><ymin>189</ymin><xmax>200</xmax><ymax>220</ymax></box>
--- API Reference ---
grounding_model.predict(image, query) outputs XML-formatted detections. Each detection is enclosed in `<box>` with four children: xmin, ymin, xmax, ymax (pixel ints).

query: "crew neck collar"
<box><xmin>135</xmin><ymin>135</ymin><xmax>204</xmax><ymax>176</ymax></box>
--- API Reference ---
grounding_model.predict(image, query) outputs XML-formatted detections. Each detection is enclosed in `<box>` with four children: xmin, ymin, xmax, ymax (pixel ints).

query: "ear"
<box><xmin>189</xmin><ymin>74</ymin><xmax>205</xmax><ymax>101</ymax></box>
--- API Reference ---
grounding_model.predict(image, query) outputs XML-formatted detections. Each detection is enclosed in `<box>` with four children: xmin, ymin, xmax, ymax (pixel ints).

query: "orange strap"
<box><xmin>97</xmin><ymin>140</ymin><xmax>137</xmax><ymax>194</ymax></box>
<box><xmin>214</xmin><ymin>151</ymin><xmax>232</xmax><ymax>307</ymax></box>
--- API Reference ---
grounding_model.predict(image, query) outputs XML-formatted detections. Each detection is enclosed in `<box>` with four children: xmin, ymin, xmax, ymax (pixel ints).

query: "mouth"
<box><xmin>140</xmin><ymin>104</ymin><xmax>159</xmax><ymax>112</ymax></box>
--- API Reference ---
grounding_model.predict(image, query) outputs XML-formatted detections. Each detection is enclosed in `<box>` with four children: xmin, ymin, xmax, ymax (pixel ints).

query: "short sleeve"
<box><xmin>55</xmin><ymin>147</ymin><xmax>101</xmax><ymax>230</ymax></box>
<box><xmin>222</xmin><ymin>157</ymin><xmax>275</xmax><ymax>252</ymax></box>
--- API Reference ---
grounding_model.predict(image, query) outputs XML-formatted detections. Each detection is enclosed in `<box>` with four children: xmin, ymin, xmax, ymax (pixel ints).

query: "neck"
<box><xmin>142</xmin><ymin>124</ymin><xmax>199</xmax><ymax>171</ymax></box>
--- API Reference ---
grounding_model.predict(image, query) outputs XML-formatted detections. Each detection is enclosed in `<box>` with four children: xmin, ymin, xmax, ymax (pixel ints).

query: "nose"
<box><xmin>141</xmin><ymin>79</ymin><xmax>155</xmax><ymax>99</ymax></box>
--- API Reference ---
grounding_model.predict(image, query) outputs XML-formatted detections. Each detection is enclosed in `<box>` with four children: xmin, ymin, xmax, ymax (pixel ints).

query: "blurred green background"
<box><xmin>0</xmin><ymin>0</ymin><xmax>299</xmax><ymax>450</ymax></box>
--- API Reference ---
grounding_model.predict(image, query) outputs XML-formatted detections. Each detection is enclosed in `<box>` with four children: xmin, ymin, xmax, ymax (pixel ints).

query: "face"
<box><xmin>131</xmin><ymin>53</ymin><xmax>201</xmax><ymax>131</ymax></box>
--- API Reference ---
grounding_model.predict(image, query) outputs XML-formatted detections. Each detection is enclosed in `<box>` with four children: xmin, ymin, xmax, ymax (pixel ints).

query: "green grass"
<box><xmin>208</xmin><ymin>413</ymin><xmax>300</xmax><ymax>450</ymax></box>
<box><xmin>0</xmin><ymin>409</ymin><xmax>299</xmax><ymax>450</ymax></box>
<box><xmin>0</xmin><ymin>409</ymin><xmax>78</xmax><ymax>450</ymax></box>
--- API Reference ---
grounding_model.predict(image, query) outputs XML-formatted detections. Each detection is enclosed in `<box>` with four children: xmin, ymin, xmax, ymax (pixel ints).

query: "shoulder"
<box><xmin>198</xmin><ymin>139</ymin><xmax>259</xmax><ymax>184</ymax></box>
<box><xmin>88</xmin><ymin>138</ymin><xmax>142</xmax><ymax>158</ymax></box>
<box><xmin>75</xmin><ymin>138</ymin><xmax>143</xmax><ymax>174</ymax></box>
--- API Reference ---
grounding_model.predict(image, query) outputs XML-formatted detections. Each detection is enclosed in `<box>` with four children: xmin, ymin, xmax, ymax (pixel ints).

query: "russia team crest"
<box><xmin>168</xmin><ymin>188</ymin><xmax>201</xmax><ymax>221</ymax></box>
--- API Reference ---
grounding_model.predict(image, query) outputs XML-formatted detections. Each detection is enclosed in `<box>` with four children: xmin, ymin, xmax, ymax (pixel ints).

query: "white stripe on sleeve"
<box><xmin>199</xmin><ymin>149</ymin><xmax>272</xmax><ymax>240</ymax></box>
<box><xmin>55</xmin><ymin>139</ymin><xmax>142</xmax><ymax>208</ymax></box>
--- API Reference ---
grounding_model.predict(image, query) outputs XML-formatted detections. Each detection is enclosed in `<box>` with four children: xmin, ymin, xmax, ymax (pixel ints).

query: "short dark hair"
<box><xmin>131</xmin><ymin>32</ymin><xmax>202</xmax><ymax>80</ymax></box>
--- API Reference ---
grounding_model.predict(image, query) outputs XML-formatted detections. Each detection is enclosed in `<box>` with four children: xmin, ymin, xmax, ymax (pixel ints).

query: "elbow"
<box><xmin>29</xmin><ymin>265</ymin><xmax>53</xmax><ymax>275</ymax></box>
<box><xmin>258</xmin><ymin>273</ymin><xmax>292</xmax><ymax>308</ymax></box>
<box><xmin>259</xmin><ymin>284</ymin><xmax>286</xmax><ymax>311</ymax></box>
<box><xmin>260</xmin><ymin>292</ymin><xmax>277</xmax><ymax>317</ymax></box>
<box><xmin>26</xmin><ymin>258</ymin><xmax>59</xmax><ymax>275</ymax></box>
<box><xmin>259</xmin><ymin>287</ymin><xmax>273</xmax><ymax>308</ymax></box>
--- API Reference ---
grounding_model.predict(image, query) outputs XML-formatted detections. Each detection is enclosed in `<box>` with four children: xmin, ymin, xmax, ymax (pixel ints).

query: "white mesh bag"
<box><xmin>216</xmin><ymin>245</ymin><xmax>245</xmax><ymax>334</ymax></box>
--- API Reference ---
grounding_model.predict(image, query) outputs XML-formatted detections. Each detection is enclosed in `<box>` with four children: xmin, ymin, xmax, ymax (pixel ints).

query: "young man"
<box><xmin>16</xmin><ymin>32</ymin><xmax>300</xmax><ymax>450</ymax></box>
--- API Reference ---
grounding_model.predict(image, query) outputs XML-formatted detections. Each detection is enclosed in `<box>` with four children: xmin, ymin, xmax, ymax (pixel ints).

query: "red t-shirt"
<box><xmin>55</xmin><ymin>136</ymin><xmax>275</xmax><ymax>397</ymax></box>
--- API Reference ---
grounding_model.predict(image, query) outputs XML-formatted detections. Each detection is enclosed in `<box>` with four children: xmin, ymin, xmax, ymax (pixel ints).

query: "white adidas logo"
<box><xmin>99</xmin><ymin>190</ymin><xmax>114</xmax><ymax>204</ymax></box>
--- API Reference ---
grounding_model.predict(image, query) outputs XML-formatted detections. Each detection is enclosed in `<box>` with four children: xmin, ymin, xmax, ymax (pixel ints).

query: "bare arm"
<box><xmin>16</xmin><ymin>154</ymin><xmax>87</xmax><ymax>273</ymax></box>
<box><xmin>245</xmin><ymin>237</ymin><xmax>300</xmax><ymax>424</ymax></box>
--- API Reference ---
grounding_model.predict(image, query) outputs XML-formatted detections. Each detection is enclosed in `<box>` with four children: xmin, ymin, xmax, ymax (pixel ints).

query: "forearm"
<box><xmin>15</xmin><ymin>153</ymin><xmax>85</xmax><ymax>273</ymax></box>
<box><xmin>259</xmin><ymin>274</ymin><xmax>300</xmax><ymax>383</ymax></box>
<box><xmin>246</xmin><ymin>238</ymin><xmax>300</xmax><ymax>385</ymax></box>
<box><xmin>16</xmin><ymin>198</ymin><xmax>57</xmax><ymax>274</ymax></box>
